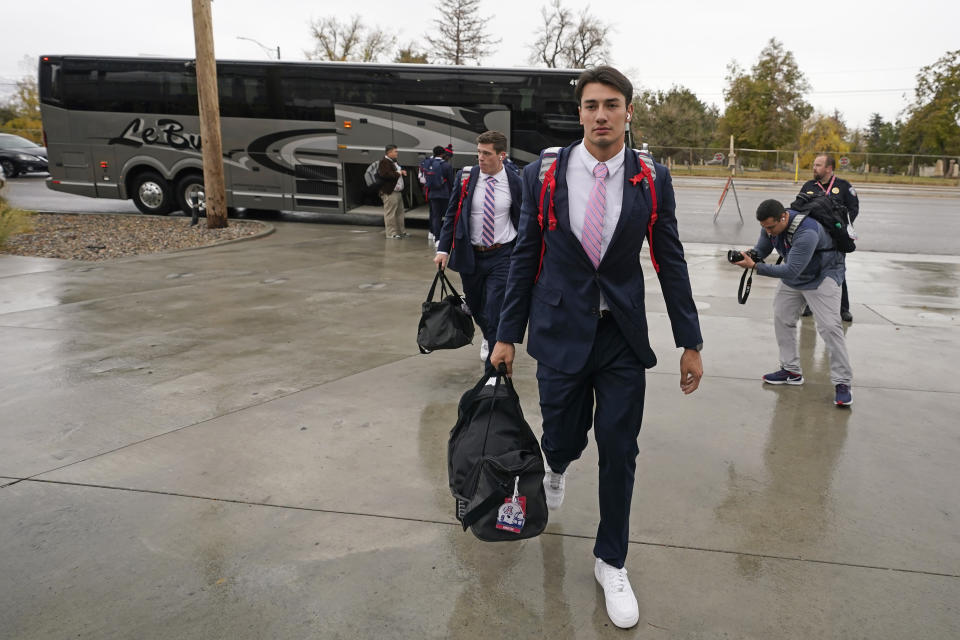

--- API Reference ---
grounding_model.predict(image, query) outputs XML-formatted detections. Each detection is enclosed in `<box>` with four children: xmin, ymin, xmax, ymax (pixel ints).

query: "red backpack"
<box><xmin>449</xmin><ymin>166</ymin><xmax>475</xmax><ymax>253</ymax></box>
<box><xmin>535</xmin><ymin>146</ymin><xmax>660</xmax><ymax>281</ymax></box>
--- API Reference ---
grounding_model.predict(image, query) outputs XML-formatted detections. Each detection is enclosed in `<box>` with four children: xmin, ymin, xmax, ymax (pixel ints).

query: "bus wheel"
<box><xmin>131</xmin><ymin>171</ymin><xmax>174</xmax><ymax>215</ymax></box>
<box><xmin>175</xmin><ymin>174</ymin><xmax>206</xmax><ymax>216</ymax></box>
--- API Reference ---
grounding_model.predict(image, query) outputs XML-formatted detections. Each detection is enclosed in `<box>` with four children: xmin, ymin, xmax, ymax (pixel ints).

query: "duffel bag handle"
<box><xmin>425</xmin><ymin>267</ymin><xmax>465</xmax><ymax>303</ymax></box>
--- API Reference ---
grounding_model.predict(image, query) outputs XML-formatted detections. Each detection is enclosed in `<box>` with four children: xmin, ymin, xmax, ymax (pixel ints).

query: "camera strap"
<box><xmin>737</xmin><ymin>266</ymin><xmax>756</xmax><ymax>304</ymax></box>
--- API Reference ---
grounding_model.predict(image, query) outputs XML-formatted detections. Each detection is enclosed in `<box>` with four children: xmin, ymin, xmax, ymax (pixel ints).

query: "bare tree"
<box><xmin>425</xmin><ymin>0</ymin><xmax>501</xmax><ymax>65</ymax></box>
<box><xmin>307</xmin><ymin>15</ymin><xmax>396</xmax><ymax>62</ymax></box>
<box><xmin>529</xmin><ymin>0</ymin><xmax>611</xmax><ymax>69</ymax></box>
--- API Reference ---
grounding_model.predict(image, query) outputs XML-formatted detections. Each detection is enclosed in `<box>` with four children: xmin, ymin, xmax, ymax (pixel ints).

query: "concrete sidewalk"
<box><xmin>1</xmin><ymin>222</ymin><xmax>958</xmax><ymax>639</ymax></box>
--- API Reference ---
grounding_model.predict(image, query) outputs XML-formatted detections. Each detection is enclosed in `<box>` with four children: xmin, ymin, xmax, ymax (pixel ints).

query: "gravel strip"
<box><xmin>1</xmin><ymin>213</ymin><xmax>269</xmax><ymax>261</ymax></box>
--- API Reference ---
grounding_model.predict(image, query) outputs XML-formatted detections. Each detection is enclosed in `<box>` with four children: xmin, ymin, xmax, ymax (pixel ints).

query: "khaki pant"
<box><xmin>774</xmin><ymin>278</ymin><xmax>853</xmax><ymax>385</ymax></box>
<box><xmin>380</xmin><ymin>191</ymin><xmax>405</xmax><ymax>237</ymax></box>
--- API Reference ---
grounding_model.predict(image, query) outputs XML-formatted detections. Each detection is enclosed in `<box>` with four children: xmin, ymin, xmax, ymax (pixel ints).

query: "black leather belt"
<box><xmin>473</xmin><ymin>240</ymin><xmax>514</xmax><ymax>253</ymax></box>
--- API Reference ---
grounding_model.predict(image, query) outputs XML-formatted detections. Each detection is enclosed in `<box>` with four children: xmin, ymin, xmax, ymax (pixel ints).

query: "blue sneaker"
<box><xmin>835</xmin><ymin>384</ymin><xmax>852</xmax><ymax>406</ymax></box>
<box><xmin>762</xmin><ymin>369</ymin><xmax>804</xmax><ymax>385</ymax></box>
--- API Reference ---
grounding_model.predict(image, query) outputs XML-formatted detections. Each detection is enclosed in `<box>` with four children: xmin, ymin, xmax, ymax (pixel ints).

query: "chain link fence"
<box><xmin>649</xmin><ymin>145</ymin><xmax>960</xmax><ymax>185</ymax></box>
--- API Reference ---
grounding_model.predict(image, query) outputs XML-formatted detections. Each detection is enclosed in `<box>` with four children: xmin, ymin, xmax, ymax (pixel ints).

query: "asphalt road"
<box><xmin>4</xmin><ymin>173</ymin><xmax>958</xmax><ymax>255</ymax></box>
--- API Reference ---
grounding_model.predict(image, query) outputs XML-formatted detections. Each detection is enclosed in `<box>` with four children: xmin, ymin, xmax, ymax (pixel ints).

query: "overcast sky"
<box><xmin>2</xmin><ymin>0</ymin><xmax>957</xmax><ymax>130</ymax></box>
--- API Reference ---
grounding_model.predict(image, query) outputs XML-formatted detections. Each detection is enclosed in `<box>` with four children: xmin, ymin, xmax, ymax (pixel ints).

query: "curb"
<box><xmin>12</xmin><ymin>211</ymin><xmax>276</xmax><ymax>263</ymax></box>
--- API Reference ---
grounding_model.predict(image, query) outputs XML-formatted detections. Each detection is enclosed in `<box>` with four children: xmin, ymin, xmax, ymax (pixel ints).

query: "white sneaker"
<box><xmin>480</xmin><ymin>338</ymin><xmax>489</xmax><ymax>362</ymax></box>
<box><xmin>427</xmin><ymin>231</ymin><xmax>435</xmax><ymax>244</ymax></box>
<box><xmin>543</xmin><ymin>463</ymin><xmax>566</xmax><ymax>510</ymax></box>
<box><xmin>594</xmin><ymin>558</ymin><xmax>639</xmax><ymax>629</ymax></box>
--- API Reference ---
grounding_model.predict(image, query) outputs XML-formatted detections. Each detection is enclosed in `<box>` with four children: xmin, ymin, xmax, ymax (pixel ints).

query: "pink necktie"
<box><xmin>582</xmin><ymin>162</ymin><xmax>608</xmax><ymax>268</ymax></box>
<box><xmin>481</xmin><ymin>176</ymin><xmax>497</xmax><ymax>246</ymax></box>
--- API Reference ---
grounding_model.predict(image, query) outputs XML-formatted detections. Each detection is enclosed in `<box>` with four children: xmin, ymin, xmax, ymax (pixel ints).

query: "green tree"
<box><xmin>394</xmin><ymin>45</ymin><xmax>428</xmax><ymax>64</ymax></box>
<box><xmin>425</xmin><ymin>0</ymin><xmax>500</xmax><ymax>65</ymax></box>
<box><xmin>899</xmin><ymin>49</ymin><xmax>960</xmax><ymax>156</ymax></box>
<box><xmin>798</xmin><ymin>110</ymin><xmax>850</xmax><ymax>168</ymax></box>
<box><xmin>631</xmin><ymin>87</ymin><xmax>719</xmax><ymax>155</ymax></box>
<box><xmin>865</xmin><ymin>113</ymin><xmax>901</xmax><ymax>154</ymax></box>
<box><xmin>306</xmin><ymin>15</ymin><xmax>396</xmax><ymax>62</ymax></box>
<box><xmin>1</xmin><ymin>76</ymin><xmax>42</xmax><ymax>142</ymax></box>
<box><xmin>720</xmin><ymin>38</ymin><xmax>812</xmax><ymax>151</ymax></box>
<box><xmin>9</xmin><ymin>76</ymin><xmax>39</xmax><ymax>120</ymax></box>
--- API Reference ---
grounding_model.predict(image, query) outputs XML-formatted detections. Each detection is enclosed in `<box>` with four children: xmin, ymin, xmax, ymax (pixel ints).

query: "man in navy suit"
<box><xmin>490</xmin><ymin>66</ymin><xmax>704</xmax><ymax>629</ymax></box>
<box><xmin>434</xmin><ymin>131</ymin><xmax>523</xmax><ymax>363</ymax></box>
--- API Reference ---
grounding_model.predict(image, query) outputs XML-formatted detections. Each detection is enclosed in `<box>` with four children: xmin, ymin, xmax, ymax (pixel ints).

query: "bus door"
<box><xmin>335</xmin><ymin>103</ymin><xmax>398</xmax><ymax>211</ymax></box>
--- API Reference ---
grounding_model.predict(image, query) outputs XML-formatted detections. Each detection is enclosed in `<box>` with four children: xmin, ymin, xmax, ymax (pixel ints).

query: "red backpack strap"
<box><xmin>635</xmin><ymin>150</ymin><xmax>660</xmax><ymax>273</ymax></box>
<box><xmin>535</xmin><ymin>148</ymin><xmax>561</xmax><ymax>282</ymax></box>
<box><xmin>450</xmin><ymin>167</ymin><xmax>473</xmax><ymax>252</ymax></box>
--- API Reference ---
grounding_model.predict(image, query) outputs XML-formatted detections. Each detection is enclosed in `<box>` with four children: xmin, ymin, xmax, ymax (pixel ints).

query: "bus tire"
<box><xmin>131</xmin><ymin>170</ymin><xmax>174</xmax><ymax>215</ymax></box>
<box><xmin>174</xmin><ymin>173</ymin><xmax>205</xmax><ymax>216</ymax></box>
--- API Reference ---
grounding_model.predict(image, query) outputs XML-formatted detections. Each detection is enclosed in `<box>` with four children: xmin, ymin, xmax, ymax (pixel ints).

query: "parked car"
<box><xmin>0</xmin><ymin>133</ymin><xmax>49</xmax><ymax>177</ymax></box>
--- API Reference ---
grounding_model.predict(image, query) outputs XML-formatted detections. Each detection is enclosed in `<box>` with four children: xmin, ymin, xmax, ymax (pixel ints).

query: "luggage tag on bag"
<box><xmin>495</xmin><ymin>476</ymin><xmax>526</xmax><ymax>533</ymax></box>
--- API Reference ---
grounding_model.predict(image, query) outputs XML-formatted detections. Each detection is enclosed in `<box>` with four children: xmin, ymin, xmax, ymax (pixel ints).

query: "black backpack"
<box><xmin>448</xmin><ymin>368</ymin><xmax>548</xmax><ymax>541</ymax></box>
<box><xmin>363</xmin><ymin>160</ymin><xmax>384</xmax><ymax>189</ymax></box>
<box><xmin>789</xmin><ymin>192</ymin><xmax>856</xmax><ymax>253</ymax></box>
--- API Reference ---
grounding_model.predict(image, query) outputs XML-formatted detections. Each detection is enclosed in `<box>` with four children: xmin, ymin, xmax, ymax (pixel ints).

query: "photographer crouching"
<box><xmin>731</xmin><ymin>199</ymin><xmax>853</xmax><ymax>407</ymax></box>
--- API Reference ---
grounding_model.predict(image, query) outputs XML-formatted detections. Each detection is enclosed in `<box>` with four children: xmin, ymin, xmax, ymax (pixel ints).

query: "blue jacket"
<box><xmin>496</xmin><ymin>141</ymin><xmax>702</xmax><ymax>374</ymax></box>
<box><xmin>436</xmin><ymin>165</ymin><xmax>523</xmax><ymax>275</ymax></box>
<box><xmin>754</xmin><ymin>210</ymin><xmax>845</xmax><ymax>289</ymax></box>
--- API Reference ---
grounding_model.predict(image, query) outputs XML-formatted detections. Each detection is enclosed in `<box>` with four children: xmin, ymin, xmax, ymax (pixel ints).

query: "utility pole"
<box><xmin>191</xmin><ymin>0</ymin><xmax>227</xmax><ymax>228</ymax></box>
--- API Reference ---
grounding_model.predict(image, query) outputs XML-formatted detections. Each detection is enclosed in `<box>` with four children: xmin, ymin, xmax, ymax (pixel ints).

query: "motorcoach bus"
<box><xmin>38</xmin><ymin>55</ymin><xmax>581</xmax><ymax>216</ymax></box>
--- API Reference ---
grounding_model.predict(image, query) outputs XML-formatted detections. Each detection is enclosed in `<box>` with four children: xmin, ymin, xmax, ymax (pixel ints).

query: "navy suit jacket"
<box><xmin>497</xmin><ymin>141</ymin><xmax>702</xmax><ymax>375</ymax></box>
<box><xmin>436</xmin><ymin>165</ymin><xmax>523</xmax><ymax>275</ymax></box>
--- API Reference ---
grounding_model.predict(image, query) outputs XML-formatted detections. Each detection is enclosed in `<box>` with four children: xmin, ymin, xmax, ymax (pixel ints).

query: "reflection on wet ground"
<box><xmin>1</xmin><ymin>222</ymin><xmax>959</xmax><ymax>638</ymax></box>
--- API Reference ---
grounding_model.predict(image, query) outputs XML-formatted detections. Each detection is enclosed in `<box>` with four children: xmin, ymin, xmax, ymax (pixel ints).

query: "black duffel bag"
<box><xmin>448</xmin><ymin>366</ymin><xmax>548</xmax><ymax>541</ymax></box>
<box><xmin>417</xmin><ymin>268</ymin><xmax>474</xmax><ymax>354</ymax></box>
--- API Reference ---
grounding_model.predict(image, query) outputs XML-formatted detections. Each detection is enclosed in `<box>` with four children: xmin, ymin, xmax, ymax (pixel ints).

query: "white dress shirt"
<box><xmin>390</xmin><ymin>159</ymin><xmax>404</xmax><ymax>192</ymax></box>
<box><xmin>566</xmin><ymin>142</ymin><xmax>626</xmax><ymax>261</ymax></box>
<box><xmin>566</xmin><ymin>142</ymin><xmax>627</xmax><ymax>310</ymax></box>
<box><xmin>469</xmin><ymin>166</ymin><xmax>516</xmax><ymax>247</ymax></box>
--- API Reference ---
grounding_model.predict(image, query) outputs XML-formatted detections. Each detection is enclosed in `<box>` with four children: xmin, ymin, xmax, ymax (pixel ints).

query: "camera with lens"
<box><xmin>727</xmin><ymin>248</ymin><xmax>760</xmax><ymax>264</ymax></box>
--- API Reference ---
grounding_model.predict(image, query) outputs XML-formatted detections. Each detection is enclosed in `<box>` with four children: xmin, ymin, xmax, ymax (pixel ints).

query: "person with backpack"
<box><xmin>490</xmin><ymin>67</ymin><xmax>704</xmax><ymax>629</ymax></box>
<box><xmin>732</xmin><ymin>198</ymin><xmax>854</xmax><ymax>407</ymax></box>
<box><xmin>378</xmin><ymin>145</ymin><xmax>408</xmax><ymax>239</ymax></box>
<box><xmin>419</xmin><ymin>146</ymin><xmax>455</xmax><ymax>245</ymax></box>
<box><xmin>434</xmin><ymin>131</ymin><xmax>523</xmax><ymax>365</ymax></box>
<box><xmin>796</xmin><ymin>154</ymin><xmax>860</xmax><ymax>322</ymax></box>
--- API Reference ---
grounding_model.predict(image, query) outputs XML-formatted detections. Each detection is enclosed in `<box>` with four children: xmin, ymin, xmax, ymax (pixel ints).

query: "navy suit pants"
<box><xmin>428</xmin><ymin>198</ymin><xmax>447</xmax><ymax>238</ymax></box>
<box><xmin>536</xmin><ymin>316</ymin><xmax>646</xmax><ymax>568</ymax></box>
<box><xmin>458</xmin><ymin>244</ymin><xmax>512</xmax><ymax>360</ymax></box>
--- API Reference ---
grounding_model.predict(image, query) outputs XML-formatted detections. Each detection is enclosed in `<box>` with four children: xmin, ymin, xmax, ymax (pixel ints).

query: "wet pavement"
<box><xmin>1</xmin><ymin>220</ymin><xmax>959</xmax><ymax>639</ymax></box>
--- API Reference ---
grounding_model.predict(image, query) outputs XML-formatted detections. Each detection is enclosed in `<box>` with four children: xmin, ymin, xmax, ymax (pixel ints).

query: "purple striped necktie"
<box><xmin>582</xmin><ymin>162</ymin><xmax>608</xmax><ymax>268</ymax></box>
<box><xmin>481</xmin><ymin>176</ymin><xmax>497</xmax><ymax>246</ymax></box>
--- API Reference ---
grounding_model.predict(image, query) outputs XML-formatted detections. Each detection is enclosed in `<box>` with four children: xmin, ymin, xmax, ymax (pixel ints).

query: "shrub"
<box><xmin>0</xmin><ymin>196</ymin><xmax>33</xmax><ymax>247</ymax></box>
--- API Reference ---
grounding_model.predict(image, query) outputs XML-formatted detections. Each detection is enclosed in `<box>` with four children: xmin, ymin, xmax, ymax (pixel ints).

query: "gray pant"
<box><xmin>774</xmin><ymin>278</ymin><xmax>853</xmax><ymax>386</ymax></box>
<box><xmin>380</xmin><ymin>191</ymin><xmax>405</xmax><ymax>237</ymax></box>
